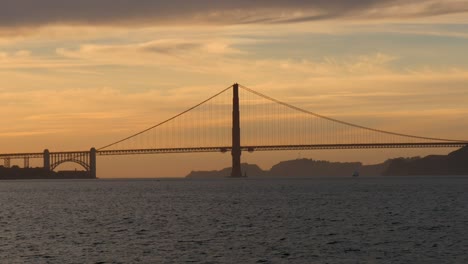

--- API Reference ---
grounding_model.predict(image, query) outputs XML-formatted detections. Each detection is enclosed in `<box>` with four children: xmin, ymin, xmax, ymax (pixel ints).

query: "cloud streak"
<box><xmin>1</xmin><ymin>0</ymin><xmax>468</xmax><ymax>30</ymax></box>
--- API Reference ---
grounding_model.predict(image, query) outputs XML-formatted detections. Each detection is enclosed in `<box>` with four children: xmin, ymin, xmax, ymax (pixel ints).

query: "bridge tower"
<box><xmin>90</xmin><ymin>147</ymin><xmax>97</xmax><ymax>178</ymax></box>
<box><xmin>231</xmin><ymin>83</ymin><xmax>242</xmax><ymax>177</ymax></box>
<box><xmin>43</xmin><ymin>149</ymin><xmax>50</xmax><ymax>171</ymax></box>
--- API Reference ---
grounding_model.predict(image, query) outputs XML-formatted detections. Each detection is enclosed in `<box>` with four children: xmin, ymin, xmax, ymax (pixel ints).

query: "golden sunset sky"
<box><xmin>2</xmin><ymin>1</ymin><xmax>468</xmax><ymax>177</ymax></box>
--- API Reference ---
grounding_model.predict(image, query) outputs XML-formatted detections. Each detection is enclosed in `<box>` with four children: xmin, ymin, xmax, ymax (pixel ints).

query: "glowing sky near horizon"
<box><xmin>1</xmin><ymin>0</ymin><xmax>468</xmax><ymax>177</ymax></box>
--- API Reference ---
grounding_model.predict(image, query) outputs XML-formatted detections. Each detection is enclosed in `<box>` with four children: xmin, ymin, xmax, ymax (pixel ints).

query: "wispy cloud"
<box><xmin>0</xmin><ymin>0</ymin><xmax>467</xmax><ymax>31</ymax></box>
<box><xmin>57</xmin><ymin>38</ymin><xmax>242</xmax><ymax>58</ymax></box>
<box><xmin>0</xmin><ymin>129</ymin><xmax>69</xmax><ymax>137</ymax></box>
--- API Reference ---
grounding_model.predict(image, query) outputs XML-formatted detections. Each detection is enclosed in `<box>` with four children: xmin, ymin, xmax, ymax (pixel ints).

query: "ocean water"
<box><xmin>0</xmin><ymin>177</ymin><xmax>467</xmax><ymax>264</ymax></box>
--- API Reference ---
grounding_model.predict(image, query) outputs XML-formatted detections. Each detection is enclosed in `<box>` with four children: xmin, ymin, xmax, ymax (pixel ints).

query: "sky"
<box><xmin>1</xmin><ymin>0</ymin><xmax>468</xmax><ymax>177</ymax></box>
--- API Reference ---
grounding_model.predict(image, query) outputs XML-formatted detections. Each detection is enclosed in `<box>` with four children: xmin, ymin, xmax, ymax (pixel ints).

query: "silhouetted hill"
<box><xmin>269</xmin><ymin>159</ymin><xmax>361</xmax><ymax>177</ymax></box>
<box><xmin>186</xmin><ymin>163</ymin><xmax>267</xmax><ymax>178</ymax></box>
<box><xmin>383</xmin><ymin>146</ymin><xmax>468</xmax><ymax>176</ymax></box>
<box><xmin>359</xmin><ymin>161</ymin><xmax>390</xmax><ymax>176</ymax></box>
<box><xmin>186</xmin><ymin>159</ymin><xmax>387</xmax><ymax>178</ymax></box>
<box><xmin>185</xmin><ymin>146</ymin><xmax>468</xmax><ymax>178</ymax></box>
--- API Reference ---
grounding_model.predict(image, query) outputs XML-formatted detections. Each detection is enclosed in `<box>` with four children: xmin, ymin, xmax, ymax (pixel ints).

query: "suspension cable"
<box><xmin>98</xmin><ymin>85</ymin><xmax>233</xmax><ymax>150</ymax></box>
<box><xmin>239</xmin><ymin>84</ymin><xmax>468</xmax><ymax>143</ymax></box>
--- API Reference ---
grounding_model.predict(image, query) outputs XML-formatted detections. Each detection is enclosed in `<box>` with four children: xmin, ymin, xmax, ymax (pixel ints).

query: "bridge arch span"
<box><xmin>50</xmin><ymin>159</ymin><xmax>90</xmax><ymax>172</ymax></box>
<box><xmin>48</xmin><ymin>151</ymin><xmax>93</xmax><ymax>173</ymax></box>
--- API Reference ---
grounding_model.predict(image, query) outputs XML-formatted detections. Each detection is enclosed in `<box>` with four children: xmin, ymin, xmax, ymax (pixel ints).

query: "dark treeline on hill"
<box><xmin>0</xmin><ymin>166</ymin><xmax>94</xmax><ymax>180</ymax></box>
<box><xmin>269</xmin><ymin>159</ymin><xmax>362</xmax><ymax>177</ymax></box>
<box><xmin>186</xmin><ymin>161</ymin><xmax>385</xmax><ymax>178</ymax></box>
<box><xmin>186</xmin><ymin>146</ymin><xmax>468</xmax><ymax>178</ymax></box>
<box><xmin>384</xmin><ymin>146</ymin><xmax>468</xmax><ymax>176</ymax></box>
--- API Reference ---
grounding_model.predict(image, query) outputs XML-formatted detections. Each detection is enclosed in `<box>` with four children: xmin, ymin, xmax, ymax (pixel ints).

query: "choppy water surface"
<box><xmin>0</xmin><ymin>177</ymin><xmax>467</xmax><ymax>263</ymax></box>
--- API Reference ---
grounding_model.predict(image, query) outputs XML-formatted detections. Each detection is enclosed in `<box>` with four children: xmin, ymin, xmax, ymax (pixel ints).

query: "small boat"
<box><xmin>352</xmin><ymin>171</ymin><xmax>360</xmax><ymax>177</ymax></box>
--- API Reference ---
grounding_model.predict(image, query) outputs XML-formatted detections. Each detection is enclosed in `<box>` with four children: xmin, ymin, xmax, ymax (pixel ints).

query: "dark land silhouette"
<box><xmin>2</xmin><ymin>146</ymin><xmax>467</xmax><ymax>179</ymax></box>
<box><xmin>186</xmin><ymin>146</ymin><xmax>468</xmax><ymax>178</ymax></box>
<box><xmin>0</xmin><ymin>166</ymin><xmax>95</xmax><ymax>180</ymax></box>
<box><xmin>384</xmin><ymin>146</ymin><xmax>468</xmax><ymax>176</ymax></box>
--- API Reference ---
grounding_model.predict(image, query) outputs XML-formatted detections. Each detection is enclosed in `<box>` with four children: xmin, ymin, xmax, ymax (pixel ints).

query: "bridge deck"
<box><xmin>0</xmin><ymin>151</ymin><xmax>89</xmax><ymax>160</ymax></box>
<box><xmin>1</xmin><ymin>142</ymin><xmax>466</xmax><ymax>159</ymax></box>
<box><xmin>97</xmin><ymin>142</ymin><xmax>467</xmax><ymax>156</ymax></box>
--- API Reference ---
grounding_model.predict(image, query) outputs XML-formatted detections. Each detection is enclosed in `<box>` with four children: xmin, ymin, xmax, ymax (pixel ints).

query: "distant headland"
<box><xmin>186</xmin><ymin>146</ymin><xmax>468</xmax><ymax>178</ymax></box>
<box><xmin>0</xmin><ymin>166</ymin><xmax>96</xmax><ymax>180</ymax></box>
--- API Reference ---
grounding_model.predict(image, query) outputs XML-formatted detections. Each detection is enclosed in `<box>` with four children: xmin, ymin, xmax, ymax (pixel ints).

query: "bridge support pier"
<box><xmin>90</xmin><ymin>147</ymin><xmax>97</xmax><ymax>178</ymax></box>
<box><xmin>231</xmin><ymin>83</ymin><xmax>243</xmax><ymax>177</ymax></box>
<box><xmin>43</xmin><ymin>149</ymin><xmax>50</xmax><ymax>171</ymax></box>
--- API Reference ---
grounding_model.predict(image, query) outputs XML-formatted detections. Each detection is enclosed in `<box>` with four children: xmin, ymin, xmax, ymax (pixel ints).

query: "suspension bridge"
<box><xmin>1</xmin><ymin>83</ymin><xmax>467</xmax><ymax>178</ymax></box>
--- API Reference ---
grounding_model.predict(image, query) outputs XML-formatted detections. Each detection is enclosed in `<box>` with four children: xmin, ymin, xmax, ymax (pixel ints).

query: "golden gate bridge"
<box><xmin>1</xmin><ymin>83</ymin><xmax>467</xmax><ymax>178</ymax></box>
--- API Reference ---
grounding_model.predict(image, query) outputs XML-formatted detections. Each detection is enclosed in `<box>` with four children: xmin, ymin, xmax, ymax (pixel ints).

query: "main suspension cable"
<box><xmin>239</xmin><ymin>84</ymin><xmax>468</xmax><ymax>143</ymax></box>
<box><xmin>99</xmin><ymin>85</ymin><xmax>233</xmax><ymax>150</ymax></box>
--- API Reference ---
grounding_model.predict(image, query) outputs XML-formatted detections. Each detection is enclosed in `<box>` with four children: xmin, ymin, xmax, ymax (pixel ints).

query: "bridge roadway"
<box><xmin>1</xmin><ymin>142</ymin><xmax>467</xmax><ymax>160</ymax></box>
<box><xmin>97</xmin><ymin>142</ymin><xmax>468</xmax><ymax>155</ymax></box>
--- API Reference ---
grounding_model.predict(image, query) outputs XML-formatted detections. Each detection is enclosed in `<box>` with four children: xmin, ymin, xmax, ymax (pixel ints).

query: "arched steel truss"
<box><xmin>50</xmin><ymin>152</ymin><xmax>91</xmax><ymax>171</ymax></box>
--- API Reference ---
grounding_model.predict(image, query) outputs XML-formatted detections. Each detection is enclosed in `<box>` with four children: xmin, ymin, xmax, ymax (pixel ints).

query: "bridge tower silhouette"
<box><xmin>231</xmin><ymin>83</ymin><xmax>242</xmax><ymax>177</ymax></box>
